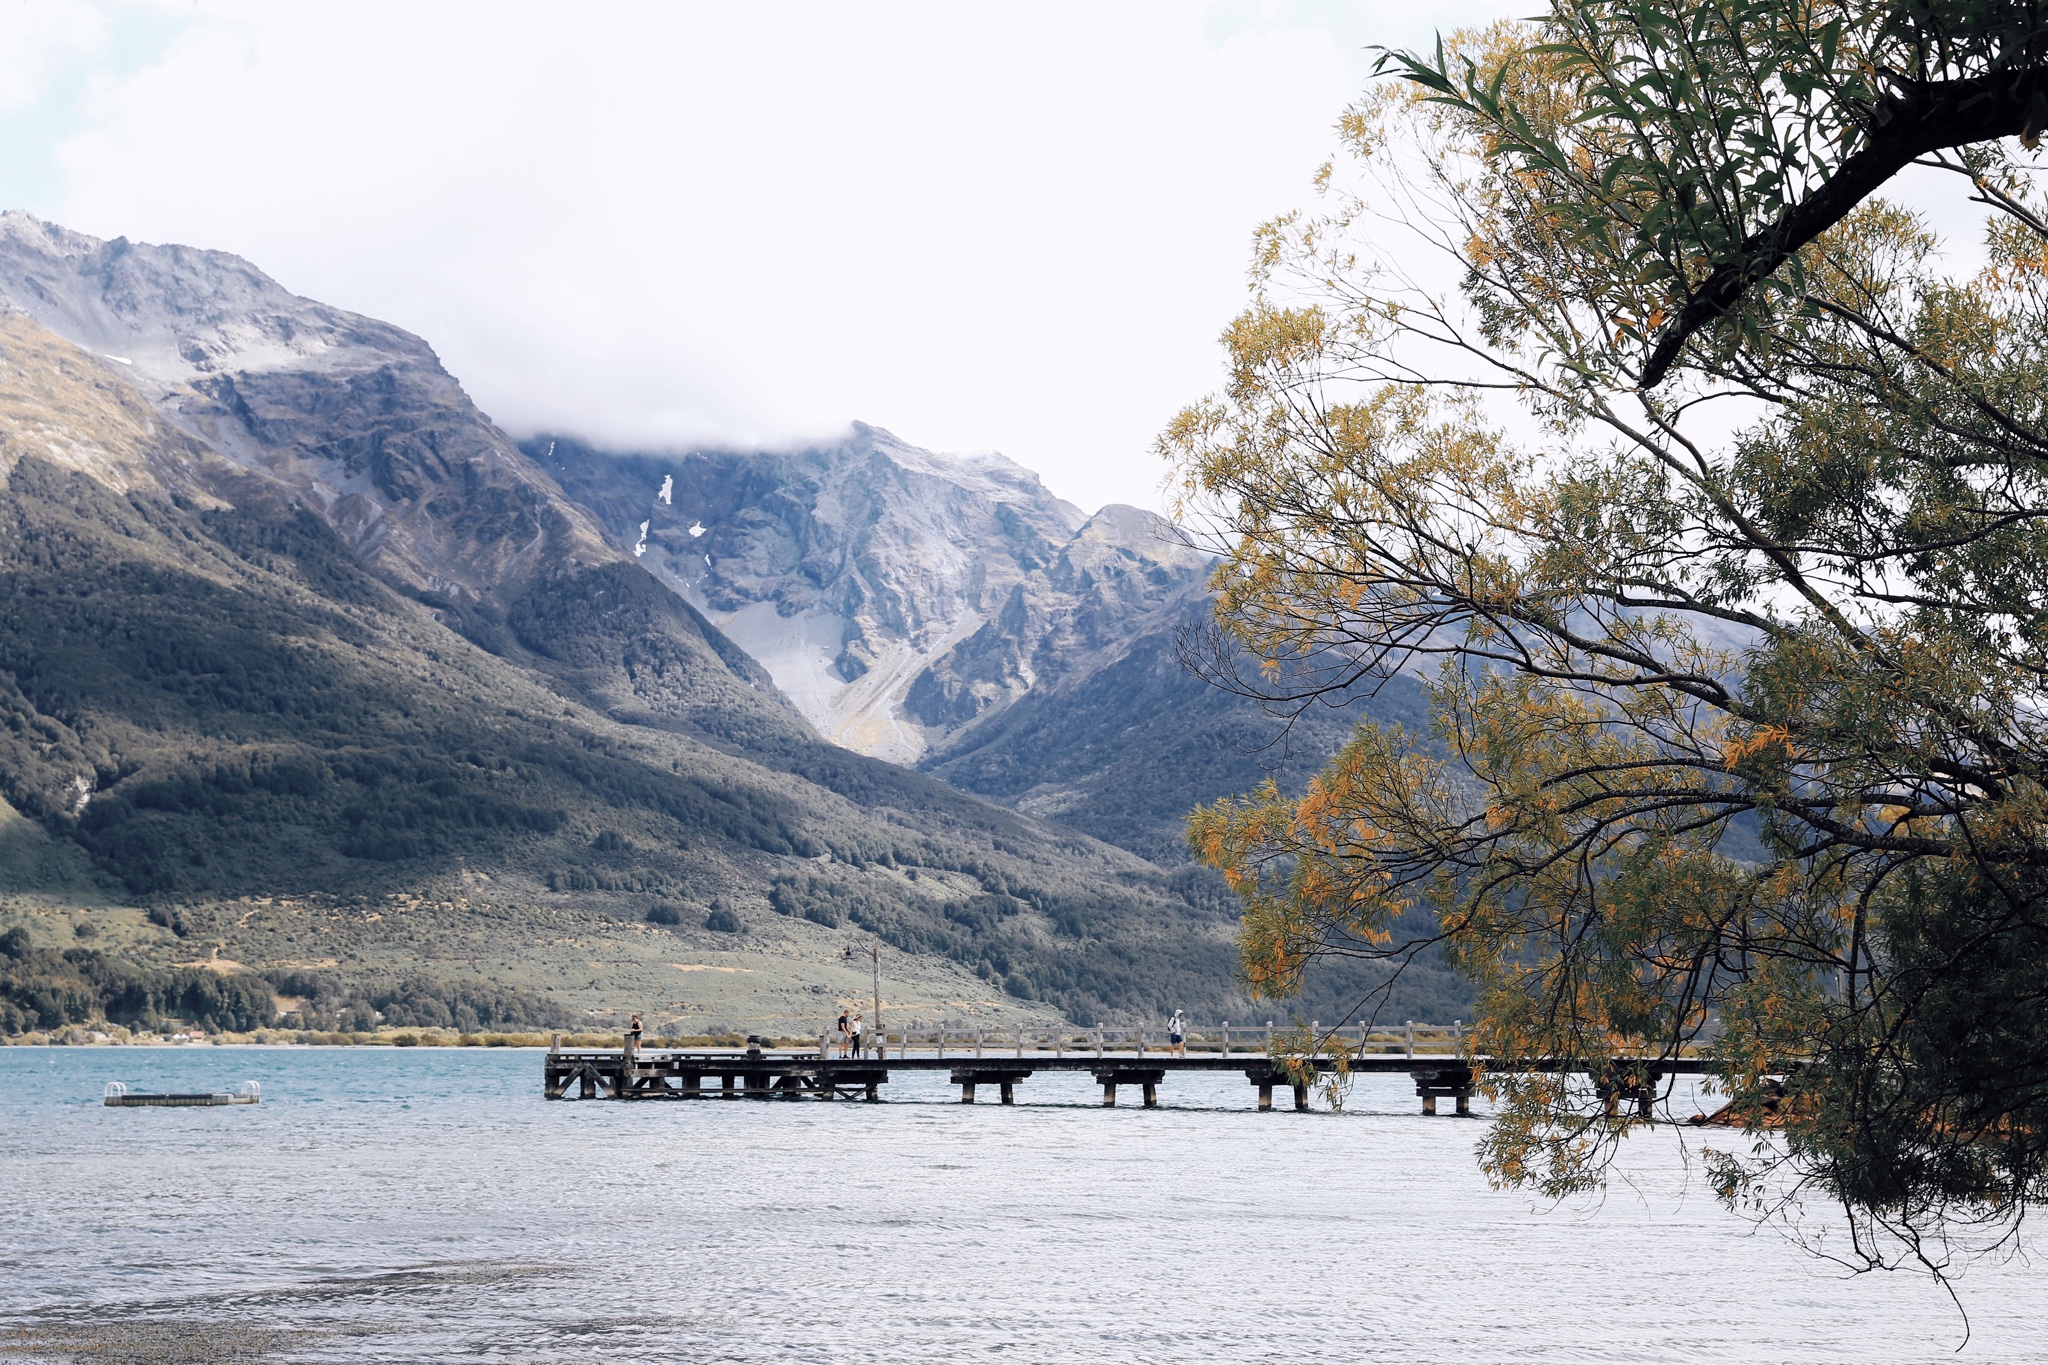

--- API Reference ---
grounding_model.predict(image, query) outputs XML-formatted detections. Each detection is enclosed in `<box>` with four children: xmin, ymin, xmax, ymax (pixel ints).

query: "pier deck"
<box><xmin>543</xmin><ymin>1044</ymin><xmax>1707</xmax><ymax>1114</ymax></box>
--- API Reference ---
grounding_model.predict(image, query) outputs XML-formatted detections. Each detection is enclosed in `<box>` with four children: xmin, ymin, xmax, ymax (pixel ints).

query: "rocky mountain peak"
<box><xmin>536</xmin><ymin>430</ymin><xmax>1212</xmax><ymax>764</ymax></box>
<box><xmin>0</xmin><ymin>212</ymin><xmax>613</xmax><ymax>599</ymax></box>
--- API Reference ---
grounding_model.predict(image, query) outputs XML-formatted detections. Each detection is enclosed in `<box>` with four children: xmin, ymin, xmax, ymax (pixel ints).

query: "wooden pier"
<box><xmin>543</xmin><ymin>1025</ymin><xmax>1705</xmax><ymax>1114</ymax></box>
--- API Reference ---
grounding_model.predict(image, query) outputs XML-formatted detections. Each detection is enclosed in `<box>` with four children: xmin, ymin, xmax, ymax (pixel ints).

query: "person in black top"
<box><xmin>836</xmin><ymin>1010</ymin><xmax>851</xmax><ymax>1058</ymax></box>
<box><xmin>625</xmin><ymin>1012</ymin><xmax>644</xmax><ymax>1063</ymax></box>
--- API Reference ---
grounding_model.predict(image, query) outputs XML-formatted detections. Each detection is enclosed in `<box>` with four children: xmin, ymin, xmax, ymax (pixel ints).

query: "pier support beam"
<box><xmin>1293</xmin><ymin>1083</ymin><xmax>1309</xmax><ymax>1112</ymax></box>
<box><xmin>1258</xmin><ymin>1083</ymin><xmax>1273</xmax><ymax>1111</ymax></box>
<box><xmin>951</xmin><ymin>1068</ymin><xmax>1030</xmax><ymax>1106</ymax></box>
<box><xmin>1094</xmin><ymin>1067</ymin><xmax>1164</xmax><ymax>1111</ymax></box>
<box><xmin>1413</xmin><ymin>1063</ymin><xmax>1477</xmax><ymax>1117</ymax></box>
<box><xmin>1596</xmin><ymin>1061</ymin><xmax>1665</xmax><ymax>1123</ymax></box>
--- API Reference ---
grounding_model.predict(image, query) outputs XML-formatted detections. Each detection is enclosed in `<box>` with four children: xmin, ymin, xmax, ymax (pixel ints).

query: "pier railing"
<box><xmin>825</xmin><ymin>1020</ymin><xmax>1469</xmax><ymax>1060</ymax></box>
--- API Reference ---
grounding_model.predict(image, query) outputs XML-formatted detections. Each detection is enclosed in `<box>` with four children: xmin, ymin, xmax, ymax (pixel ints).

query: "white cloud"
<box><xmin>25</xmin><ymin>0</ymin><xmax>1522</xmax><ymax>513</ymax></box>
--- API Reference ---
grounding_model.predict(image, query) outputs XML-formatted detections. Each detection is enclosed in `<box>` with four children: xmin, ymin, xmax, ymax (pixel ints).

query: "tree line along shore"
<box><xmin>3</xmin><ymin>1025</ymin><xmax>805</xmax><ymax>1049</ymax></box>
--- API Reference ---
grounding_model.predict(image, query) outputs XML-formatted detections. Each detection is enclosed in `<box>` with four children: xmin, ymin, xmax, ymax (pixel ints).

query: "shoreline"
<box><xmin>1</xmin><ymin>1028</ymin><xmax>814</xmax><ymax>1050</ymax></box>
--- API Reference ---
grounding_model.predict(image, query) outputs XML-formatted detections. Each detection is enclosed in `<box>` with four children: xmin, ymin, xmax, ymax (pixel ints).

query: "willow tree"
<box><xmin>1170</xmin><ymin>0</ymin><xmax>2048</xmax><ymax>1266</ymax></box>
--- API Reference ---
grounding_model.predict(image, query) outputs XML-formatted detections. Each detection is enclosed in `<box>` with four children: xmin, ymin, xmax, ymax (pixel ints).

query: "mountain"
<box><xmin>0</xmin><ymin>214</ymin><xmax>1267</xmax><ymax>1034</ymax></box>
<box><xmin>533</xmin><ymin>428</ymin><xmax>1214</xmax><ymax>765</ymax></box>
<box><xmin>0</xmin><ymin>214</ymin><xmax>613</xmax><ymax>600</ymax></box>
<box><xmin>534</xmin><ymin>432</ymin><xmax>1474</xmax><ymax>1023</ymax></box>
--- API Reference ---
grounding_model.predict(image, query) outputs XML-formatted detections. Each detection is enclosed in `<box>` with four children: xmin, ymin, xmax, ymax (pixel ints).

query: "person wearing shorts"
<box><xmin>1168</xmin><ymin>1009</ymin><xmax>1186</xmax><ymax>1057</ymax></box>
<box><xmin>836</xmin><ymin>1010</ymin><xmax>851</xmax><ymax>1058</ymax></box>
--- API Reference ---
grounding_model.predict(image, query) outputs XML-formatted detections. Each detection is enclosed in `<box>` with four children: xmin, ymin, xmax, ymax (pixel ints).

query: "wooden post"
<box><xmin>1423</xmin><ymin>1094</ymin><xmax>1438</xmax><ymax>1115</ymax></box>
<box><xmin>961</xmin><ymin>1081</ymin><xmax>976</xmax><ymax>1104</ymax></box>
<box><xmin>1139</xmin><ymin>1029</ymin><xmax>1146</xmax><ymax>1056</ymax></box>
<box><xmin>1258</xmin><ymin>1083</ymin><xmax>1273</xmax><ymax>1111</ymax></box>
<box><xmin>1454</xmin><ymin>1019</ymin><xmax>1463</xmax><ymax>1047</ymax></box>
<box><xmin>1456</xmin><ymin>1093</ymin><xmax>1471</xmax><ymax>1116</ymax></box>
<box><xmin>1056</xmin><ymin>1032</ymin><xmax>1063</xmax><ymax>1059</ymax></box>
<box><xmin>1015</xmin><ymin>1025</ymin><xmax>1023</xmax><ymax>1059</ymax></box>
<box><xmin>937</xmin><ymin>1030</ymin><xmax>944</xmax><ymax>1060</ymax></box>
<box><xmin>1266</xmin><ymin>1020</ymin><xmax>1274</xmax><ymax>1050</ymax></box>
<box><xmin>1094</xmin><ymin>1026</ymin><xmax>1103</xmax><ymax>1058</ymax></box>
<box><xmin>819</xmin><ymin>1032</ymin><xmax>829</xmax><ymax>1059</ymax></box>
<box><xmin>865</xmin><ymin>1080</ymin><xmax>879</xmax><ymax>1102</ymax></box>
<box><xmin>1000</xmin><ymin>1081</ymin><xmax>1015</xmax><ymax>1105</ymax></box>
<box><xmin>1222</xmin><ymin>1021</ymin><xmax>1230</xmax><ymax>1054</ymax></box>
<box><xmin>549</xmin><ymin>1032</ymin><xmax>562</xmax><ymax>1053</ymax></box>
<box><xmin>1311</xmin><ymin>1021</ymin><xmax>1319</xmax><ymax>1055</ymax></box>
<box><xmin>1405</xmin><ymin>1020</ymin><xmax>1414</xmax><ymax>1058</ymax></box>
<box><xmin>1293</xmin><ymin>1082</ymin><xmax>1309</xmax><ymax>1112</ymax></box>
<box><xmin>721</xmin><ymin>1073</ymin><xmax>736</xmax><ymax>1099</ymax></box>
<box><xmin>1142</xmin><ymin>1082</ymin><xmax>1158</xmax><ymax>1108</ymax></box>
<box><xmin>1102</xmin><ymin>1081</ymin><xmax>1117</xmax><ymax>1107</ymax></box>
<box><xmin>975</xmin><ymin>1030</ymin><xmax>983</xmax><ymax>1058</ymax></box>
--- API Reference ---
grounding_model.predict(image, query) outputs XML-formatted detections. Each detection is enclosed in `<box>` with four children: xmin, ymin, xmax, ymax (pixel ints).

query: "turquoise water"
<box><xmin>2</xmin><ymin>1047</ymin><xmax>2041</xmax><ymax>1362</ymax></box>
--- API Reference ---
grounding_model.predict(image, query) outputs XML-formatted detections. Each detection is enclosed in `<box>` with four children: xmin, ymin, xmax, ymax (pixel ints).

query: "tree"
<box><xmin>1167</xmin><ymin>0</ymin><xmax>2048</xmax><ymax>1270</ymax></box>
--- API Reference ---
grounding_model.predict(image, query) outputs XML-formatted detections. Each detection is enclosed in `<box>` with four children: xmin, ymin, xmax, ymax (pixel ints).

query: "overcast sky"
<box><xmin>0</xmin><ymin>1</ymin><xmax>1518</xmax><ymax>514</ymax></box>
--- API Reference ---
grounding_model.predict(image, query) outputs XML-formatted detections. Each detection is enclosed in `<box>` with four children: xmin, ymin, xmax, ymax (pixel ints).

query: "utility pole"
<box><xmin>871</xmin><ymin>940</ymin><xmax>882</xmax><ymax>1060</ymax></box>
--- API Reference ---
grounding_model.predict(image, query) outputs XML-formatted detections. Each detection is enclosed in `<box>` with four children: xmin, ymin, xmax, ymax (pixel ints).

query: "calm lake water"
<box><xmin>2</xmin><ymin>1047</ymin><xmax>2042</xmax><ymax>1363</ymax></box>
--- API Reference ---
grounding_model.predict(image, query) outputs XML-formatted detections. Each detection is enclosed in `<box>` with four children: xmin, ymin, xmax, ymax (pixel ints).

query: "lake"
<box><xmin>2</xmin><ymin>1047</ymin><xmax>2040</xmax><ymax>1362</ymax></box>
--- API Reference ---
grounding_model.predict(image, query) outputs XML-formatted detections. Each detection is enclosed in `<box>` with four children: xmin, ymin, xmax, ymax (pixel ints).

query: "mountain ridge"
<box><xmin>0</xmin><ymin>214</ymin><xmax>1285</xmax><ymax>1033</ymax></box>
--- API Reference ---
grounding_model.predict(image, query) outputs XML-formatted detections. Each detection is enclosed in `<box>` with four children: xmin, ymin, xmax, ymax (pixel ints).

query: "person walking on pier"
<box><xmin>625</xmin><ymin>1012</ymin><xmax>644</xmax><ymax>1065</ymax></box>
<box><xmin>1168</xmin><ymin>1009</ymin><xmax>1187</xmax><ymax>1058</ymax></box>
<box><xmin>850</xmin><ymin>1012</ymin><xmax>865</xmax><ymax>1059</ymax></box>
<box><xmin>836</xmin><ymin>1010</ymin><xmax>851</xmax><ymax>1059</ymax></box>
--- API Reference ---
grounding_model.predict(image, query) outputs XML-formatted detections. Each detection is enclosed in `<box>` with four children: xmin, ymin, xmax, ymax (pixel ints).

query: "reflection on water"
<box><xmin>2</xmin><ymin>1048</ymin><xmax>2040</xmax><ymax>1362</ymax></box>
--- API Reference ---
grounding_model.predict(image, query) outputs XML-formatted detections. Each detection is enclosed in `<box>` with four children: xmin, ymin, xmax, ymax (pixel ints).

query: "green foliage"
<box><xmin>262</xmin><ymin>967</ymin><xmax>571</xmax><ymax>1032</ymax></box>
<box><xmin>0</xmin><ymin>926</ymin><xmax>273</xmax><ymax>1034</ymax></box>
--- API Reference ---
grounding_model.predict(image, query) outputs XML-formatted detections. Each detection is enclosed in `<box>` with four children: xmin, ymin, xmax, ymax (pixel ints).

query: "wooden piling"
<box><xmin>1293</xmin><ymin>1082</ymin><xmax>1308</xmax><ymax>1112</ymax></box>
<box><xmin>1142</xmin><ymin>1082</ymin><xmax>1158</xmax><ymax>1108</ymax></box>
<box><xmin>1258</xmin><ymin>1083</ymin><xmax>1273</xmax><ymax>1111</ymax></box>
<box><xmin>961</xmin><ymin>1081</ymin><xmax>977</xmax><ymax>1104</ymax></box>
<box><xmin>1102</xmin><ymin>1082</ymin><xmax>1117</xmax><ymax>1107</ymax></box>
